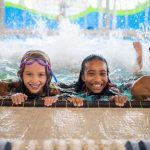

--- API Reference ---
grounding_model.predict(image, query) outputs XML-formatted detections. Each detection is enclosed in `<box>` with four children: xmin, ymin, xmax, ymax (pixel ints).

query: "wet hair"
<box><xmin>18</xmin><ymin>50</ymin><xmax>52</xmax><ymax>96</ymax></box>
<box><xmin>75</xmin><ymin>54</ymin><xmax>110</xmax><ymax>93</ymax></box>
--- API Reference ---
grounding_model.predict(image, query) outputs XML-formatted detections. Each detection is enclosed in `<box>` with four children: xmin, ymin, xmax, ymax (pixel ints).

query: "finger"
<box><xmin>73</xmin><ymin>98</ymin><xmax>78</xmax><ymax>106</ymax></box>
<box><xmin>23</xmin><ymin>94</ymin><xmax>28</xmax><ymax>101</ymax></box>
<box><xmin>120</xmin><ymin>96</ymin><xmax>128</xmax><ymax>106</ymax></box>
<box><xmin>18</xmin><ymin>94</ymin><xmax>25</xmax><ymax>104</ymax></box>
<box><xmin>50</xmin><ymin>97</ymin><xmax>56</xmax><ymax>105</ymax></box>
<box><xmin>75</xmin><ymin>98</ymin><xmax>80</xmax><ymax>107</ymax></box>
<box><xmin>11</xmin><ymin>96</ymin><xmax>17</xmax><ymax>104</ymax></box>
<box><xmin>13</xmin><ymin>97</ymin><xmax>19</xmax><ymax>105</ymax></box>
<box><xmin>119</xmin><ymin>96</ymin><xmax>124</xmax><ymax>107</ymax></box>
<box><xmin>119</xmin><ymin>96</ymin><xmax>127</xmax><ymax>107</ymax></box>
<box><xmin>49</xmin><ymin>97</ymin><xmax>54</xmax><ymax>105</ymax></box>
<box><xmin>53</xmin><ymin>97</ymin><xmax>58</xmax><ymax>103</ymax></box>
<box><xmin>76</xmin><ymin>98</ymin><xmax>83</xmax><ymax>107</ymax></box>
<box><xmin>114</xmin><ymin>95</ymin><xmax>119</xmax><ymax>106</ymax></box>
<box><xmin>44</xmin><ymin>98</ymin><xmax>51</xmax><ymax>107</ymax></box>
<box><xmin>124</xmin><ymin>96</ymin><xmax>128</xmax><ymax>104</ymax></box>
<box><xmin>19</xmin><ymin>94</ymin><xmax>25</xmax><ymax>104</ymax></box>
<box><xmin>80</xmin><ymin>99</ymin><xmax>84</xmax><ymax>106</ymax></box>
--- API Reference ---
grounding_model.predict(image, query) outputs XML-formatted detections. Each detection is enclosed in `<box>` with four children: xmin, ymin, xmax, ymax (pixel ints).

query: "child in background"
<box><xmin>133</xmin><ymin>41</ymin><xmax>143</xmax><ymax>73</ymax></box>
<box><xmin>11</xmin><ymin>50</ymin><xmax>59</xmax><ymax>106</ymax></box>
<box><xmin>69</xmin><ymin>54</ymin><xmax>128</xmax><ymax>107</ymax></box>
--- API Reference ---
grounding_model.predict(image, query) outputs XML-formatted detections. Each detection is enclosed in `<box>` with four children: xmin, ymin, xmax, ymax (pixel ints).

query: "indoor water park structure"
<box><xmin>0</xmin><ymin>0</ymin><xmax>150</xmax><ymax>31</ymax></box>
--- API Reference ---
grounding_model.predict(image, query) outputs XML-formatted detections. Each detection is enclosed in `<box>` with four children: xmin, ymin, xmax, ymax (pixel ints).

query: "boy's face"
<box><xmin>23</xmin><ymin>61</ymin><xmax>47</xmax><ymax>94</ymax></box>
<box><xmin>82</xmin><ymin>59</ymin><xmax>108</xmax><ymax>93</ymax></box>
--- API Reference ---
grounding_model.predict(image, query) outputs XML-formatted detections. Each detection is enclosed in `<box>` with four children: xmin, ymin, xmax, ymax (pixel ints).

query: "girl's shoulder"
<box><xmin>0</xmin><ymin>80</ymin><xmax>19</xmax><ymax>96</ymax></box>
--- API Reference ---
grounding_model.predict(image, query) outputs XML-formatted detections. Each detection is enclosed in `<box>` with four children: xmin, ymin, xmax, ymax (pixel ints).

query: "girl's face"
<box><xmin>82</xmin><ymin>59</ymin><xmax>108</xmax><ymax>93</ymax></box>
<box><xmin>23</xmin><ymin>62</ymin><xmax>47</xmax><ymax>94</ymax></box>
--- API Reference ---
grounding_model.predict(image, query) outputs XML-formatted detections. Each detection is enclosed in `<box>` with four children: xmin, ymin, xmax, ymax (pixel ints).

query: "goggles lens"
<box><xmin>20</xmin><ymin>57</ymin><xmax>58</xmax><ymax>82</ymax></box>
<box><xmin>21</xmin><ymin>57</ymin><xmax>48</xmax><ymax>66</ymax></box>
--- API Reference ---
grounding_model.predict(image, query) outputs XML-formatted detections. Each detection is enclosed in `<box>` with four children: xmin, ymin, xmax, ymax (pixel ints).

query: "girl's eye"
<box><xmin>26</xmin><ymin>73</ymin><xmax>32</xmax><ymax>76</ymax></box>
<box><xmin>39</xmin><ymin>73</ymin><xmax>46</xmax><ymax>77</ymax></box>
<box><xmin>88</xmin><ymin>72</ymin><xmax>95</xmax><ymax>76</ymax></box>
<box><xmin>100</xmin><ymin>72</ymin><xmax>107</xmax><ymax>76</ymax></box>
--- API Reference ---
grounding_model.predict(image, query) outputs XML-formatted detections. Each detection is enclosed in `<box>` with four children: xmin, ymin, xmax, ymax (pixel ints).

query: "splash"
<box><xmin>0</xmin><ymin>19</ymin><xmax>149</xmax><ymax>81</ymax></box>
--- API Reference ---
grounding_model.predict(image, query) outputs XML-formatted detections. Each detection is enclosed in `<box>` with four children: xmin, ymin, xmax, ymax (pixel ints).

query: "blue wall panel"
<box><xmin>4</xmin><ymin>6</ymin><xmax>150</xmax><ymax>30</ymax></box>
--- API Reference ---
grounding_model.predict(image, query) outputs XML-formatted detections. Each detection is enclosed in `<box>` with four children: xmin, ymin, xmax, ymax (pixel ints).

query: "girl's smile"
<box><xmin>23</xmin><ymin>62</ymin><xmax>47</xmax><ymax>94</ymax></box>
<box><xmin>82</xmin><ymin>59</ymin><xmax>108</xmax><ymax>93</ymax></box>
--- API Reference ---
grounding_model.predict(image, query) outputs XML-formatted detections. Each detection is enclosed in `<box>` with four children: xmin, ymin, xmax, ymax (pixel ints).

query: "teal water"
<box><xmin>0</xmin><ymin>56</ymin><xmax>144</xmax><ymax>99</ymax></box>
<box><xmin>0</xmin><ymin>22</ymin><xmax>150</xmax><ymax>99</ymax></box>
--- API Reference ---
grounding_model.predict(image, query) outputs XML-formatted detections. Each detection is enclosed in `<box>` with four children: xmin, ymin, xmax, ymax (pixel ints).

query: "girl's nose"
<box><xmin>32</xmin><ymin>75</ymin><xmax>39</xmax><ymax>82</ymax></box>
<box><xmin>94</xmin><ymin>75</ymin><xmax>102</xmax><ymax>82</ymax></box>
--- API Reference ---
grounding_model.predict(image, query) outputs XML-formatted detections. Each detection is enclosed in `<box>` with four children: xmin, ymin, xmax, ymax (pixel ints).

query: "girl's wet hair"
<box><xmin>18</xmin><ymin>50</ymin><xmax>52</xmax><ymax>96</ymax></box>
<box><xmin>75</xmin><ymin>54</ymin><xmax>110</xmax><ymax>93</ymax></box>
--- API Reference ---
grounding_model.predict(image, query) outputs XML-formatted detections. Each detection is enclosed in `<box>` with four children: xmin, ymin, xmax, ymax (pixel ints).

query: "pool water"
<box><xmin>0</xmin><ymin>21</ymin><xmax>150</xmax><ymax>99</ymax></box>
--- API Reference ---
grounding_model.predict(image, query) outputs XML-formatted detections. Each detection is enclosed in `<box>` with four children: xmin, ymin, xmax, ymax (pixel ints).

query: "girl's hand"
<box><xmin>11</xmin><ymin>93</ymin><xmax>28</xmax><ymax>105</ymax></box>
<box><xmin>68</xmin><ymin>96</ymin><xmax>83</xmax><ymax>107</ymax></box>
<box><xmin>109</xmin><ymin>95</ymin><xmax>128</xmax><ymax>107</ymax></box>
<box><xmin>43</xmin><ymin>96</ymin><xmax>58</xmax><ymax>106</ymax></box>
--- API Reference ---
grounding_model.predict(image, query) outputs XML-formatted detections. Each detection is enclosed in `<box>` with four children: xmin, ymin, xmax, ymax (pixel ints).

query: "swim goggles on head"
<box><xmin>20</xmin><ymin>57</ymin><xmax>58</xmax><ymax>82</ymax></box>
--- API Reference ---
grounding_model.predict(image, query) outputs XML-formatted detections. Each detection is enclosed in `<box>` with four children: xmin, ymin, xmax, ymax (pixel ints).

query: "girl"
<box><xmin>69</xmin><ymin>54</ymin><xmax>128</xmax><ymax>107</ymax></box>
<box><xmin>11</xmin><ymin>50</ymin><xmax>59</xmax><ymax>106</ymax></box>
